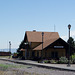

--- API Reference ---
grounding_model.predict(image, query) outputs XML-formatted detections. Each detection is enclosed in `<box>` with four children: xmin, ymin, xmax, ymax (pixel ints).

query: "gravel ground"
<box><xmin>0</xmin><ymin>60</ymin><xmax>75</xmax><ymax>75</ymax></box>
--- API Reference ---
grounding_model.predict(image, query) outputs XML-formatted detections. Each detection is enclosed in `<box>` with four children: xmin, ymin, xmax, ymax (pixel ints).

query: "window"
<box><xmin>51</xmin><ymin>52</ymin><xmax>58</xmax><ymax>59</ymax></box>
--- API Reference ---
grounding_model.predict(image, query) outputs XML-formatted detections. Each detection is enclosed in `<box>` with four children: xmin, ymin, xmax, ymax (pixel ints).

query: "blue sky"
<box><xmin>0</xmin><ymin>0</ymin><xmax>75</xmax><ymax>49</ymax></box>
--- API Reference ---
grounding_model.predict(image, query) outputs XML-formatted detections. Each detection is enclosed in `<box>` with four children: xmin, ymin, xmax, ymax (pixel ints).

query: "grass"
<box><xmin>0</xmin><ymin>64</ymin><xmax>18</xmax><ymax>69</ymax></box>
<box><xmin>0</xmin><ymin>71</ymin><xmax>42</xmax><ymax>75</ymax></box>
<box><xmin>0</xmin><ymin>56</ymin><xmax>46</xmax><ymax>75</ymax></box>
<box><xmin>0</xmin><ymin>63</ymin><xmax>42</xmax><ymax>75</ymax></box>
<box><xmin>0</xmin><ymin>63</ymin><xmax>32</xmax><ymax>70</ymax></box>
<box><xmin>0</xmin><ymin>56</ymin><xmax>12</xmax><ymax>58</ymax></box>
<box><xmin>0</xmin><ymin>63</ymin><xmax>44</xmax><ymax>75</ymax></box>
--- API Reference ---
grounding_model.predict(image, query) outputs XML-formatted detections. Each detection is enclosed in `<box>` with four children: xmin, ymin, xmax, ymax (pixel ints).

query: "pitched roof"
<box><xmin>33</xmin><ymin>38</ymin><xmax>59</xmax><ymax>50</ymax></box>
<box><xmin>25</xmin><ymin>31</ymin><xmax>59</xmax><ymax>42</ymax></box>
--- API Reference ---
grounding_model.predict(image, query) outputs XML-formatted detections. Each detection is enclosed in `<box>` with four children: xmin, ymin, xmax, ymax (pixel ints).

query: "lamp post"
<box><xmin>41</xmin><ymin>32</ymin><xmax>44</xmax><ymax>59</ymax></box>
<box><xmin>67</xmin><ymin>24</ymin><xmax>71</xmax><ymax>67</ymax></box>
<box><xmin>24</xmin><ymin>42</ymin><xmax>28</xmax><ymax>59</ymax></box>
<box><xmin>9</xmin><ymin>41</ymin><xmax>11</xmax><ymax>59</ymax></box>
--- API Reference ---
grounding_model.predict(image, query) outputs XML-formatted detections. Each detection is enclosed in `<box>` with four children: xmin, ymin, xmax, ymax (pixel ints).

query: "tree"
<box><xmin>67</xmin><ymin>37</ymin><xmax>75</xmax><ymax>54</ymax></box>
<box><xmin>19</xmin><ymin>40</ymin><xmax>25</xmax><ymax>49</ymax></box>
<box><xmin>17</xmin><ymin>40</ymin><xmax>25</xmax><ymax>58</ymax></box>
<box><xmin>67</xmin><ymin>37</ymin><xmax>75</xmax><ymax>48</ymax></box>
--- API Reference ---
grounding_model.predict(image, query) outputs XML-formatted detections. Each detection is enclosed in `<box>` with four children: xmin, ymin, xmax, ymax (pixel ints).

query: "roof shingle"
<box><xmin>25</xmin><ymin>31</ymin><xmax>59</xmax><ymax>50</ymax></box>
<box><xmin>33</xmin><ymin>38</ymin><xmax>59</xmax><ymax>50</ymax></box>
<box><xmin>26</xmin><ymin>31</ymin><xmax>59</xmax><ymax>42</ymax></box>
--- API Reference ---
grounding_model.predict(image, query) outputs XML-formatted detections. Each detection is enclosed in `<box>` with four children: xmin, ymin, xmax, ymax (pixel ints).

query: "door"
<box><xmin>51</xmin><ymin>51</ymin><xmax>58</xmax><ymax>59</ymax></box>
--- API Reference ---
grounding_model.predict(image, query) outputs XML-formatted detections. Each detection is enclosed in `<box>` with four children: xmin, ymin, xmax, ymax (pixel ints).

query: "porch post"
<box><xmin>41</xmin><ymin>32</ymin><xmax>44</xmax><ymax>59</ymax></box>
<box><xmin>25</xmin><ymin>49</ymin><xmax>27</xmax><ymax>59</ymax></box>
<box><xmin>45</xmin><ymin>49</ymin><xmax>47</xmax><ymax>59</ymax></box>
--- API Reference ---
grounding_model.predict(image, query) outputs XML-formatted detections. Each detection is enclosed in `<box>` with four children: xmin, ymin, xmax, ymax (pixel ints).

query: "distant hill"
<box><xmin>0</xmin><ymin>48</ymin><xmax>17</xmax><ymax>53</ymax></box>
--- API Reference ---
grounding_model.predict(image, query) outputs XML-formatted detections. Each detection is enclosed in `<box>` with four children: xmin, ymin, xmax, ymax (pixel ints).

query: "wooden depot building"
<box><xmin>19</xmin><ymin>30</ymin><xmax>74</xmax><ymax>60</ymax></box>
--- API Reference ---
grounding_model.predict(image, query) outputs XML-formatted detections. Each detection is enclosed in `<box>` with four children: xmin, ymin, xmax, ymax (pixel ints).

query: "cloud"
<box><xmin>61</xmin><ymin>35</ymin><xmax>68</xmax><ymax>41</ymax></box>
<box><xmin>61</xmin><ymin>30</ymin><xmax>75</xmax><ymax>41</ymax></box>
<box><xmin>71</xmin><ymin>30</ymin><xmax>75</xmax><ymax>37</ymax></box>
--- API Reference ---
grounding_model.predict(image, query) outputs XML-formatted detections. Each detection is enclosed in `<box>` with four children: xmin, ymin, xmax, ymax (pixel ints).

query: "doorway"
<box><xmin>51</xmin><ymin>51</ymin><xmax>58</xmax><ymax>59</ymax></box>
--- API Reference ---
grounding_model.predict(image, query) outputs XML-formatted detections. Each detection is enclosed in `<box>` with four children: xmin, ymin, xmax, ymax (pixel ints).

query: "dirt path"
<box><xmin>0</xmin><ymin>60</ymin><xmax>75</xmax><ymax>75</ymax></box>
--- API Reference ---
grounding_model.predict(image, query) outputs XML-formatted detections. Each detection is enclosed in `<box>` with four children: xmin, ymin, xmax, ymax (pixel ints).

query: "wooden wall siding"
<box><xmin>44</xmin><ymin>48</ymin><xmax>66</xmax><ymax>58</ymax></box>
<box><xmin>34</xmin><ymin>51</ymin><xmax>41</xmax><ymax>57</ymax></box>
<box><xmin>23</xmin><ymin>51</ymin><xmax>25</xmax><ymax>56</ymax></box>
<box><xmin>22</xmin><ymin>49</ymin><xmax>32</xmax><ymax>59</ymax></box>
<box><xmin>31</xmin><ymin>42</ymin><xmax>41</xmax><ymax>49</ymax></box>
<box><xmin>29</xmin><ymin>50</ymin><xmax>32</xmax><ymax>59</ymax></box>
<box><xmin>34</xmin><ymin>48</ymin><xmax>66</xmax><ymax>59</ymax></box>
<box><xmin>35</xmin><ymin>51</ymin><xmax>37</xmax><ymax>57</ymax></box>
<box><xmin>26</xmin><ymin>50</ymin><xmax>30</xmax><ymax>59</ymax></box>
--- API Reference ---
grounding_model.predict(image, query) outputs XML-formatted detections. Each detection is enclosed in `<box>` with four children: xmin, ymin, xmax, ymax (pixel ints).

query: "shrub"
<box><xmin>50</xmin><ymin>59</ymin><xmax>58</xmax><ymax>64</ymax></box>
<box><xmin>72</xmin><ymin>58</ymin><xmax>75</xmax><ymax>64</ymax></box>
<box><xmin>43</xmin><ymin>60</ymin><xmax>50</xmax><ymax>63</ymax></box>
<box><xmin>12</xmin><ymin>52</ymin><xmax>18</xmax><ymax>58</ymax></box>
<box><xmin>44</xmin><ymin>60</ymin><xmax>58</xmax><ymax>64</ymax></box>
<box><xmin>58</xmin><ymin>57</ymin><xmax>68</xmax><ymax>64</ymax></box>
<box><xmin>71</xmin><ymin>54</ymin><xmax>75</xmax><ymax>64</ymax></box>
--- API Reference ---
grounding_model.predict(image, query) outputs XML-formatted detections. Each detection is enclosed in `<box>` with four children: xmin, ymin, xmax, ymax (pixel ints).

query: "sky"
<box><xmin>0</xmin><ymin>0</ymin><xmax>75</xmax><ymax>49</ymax></box>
